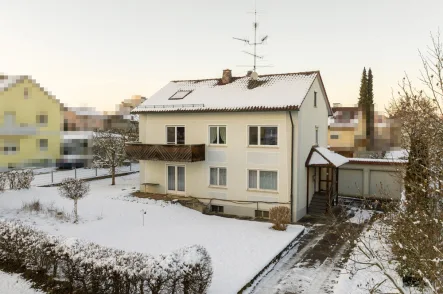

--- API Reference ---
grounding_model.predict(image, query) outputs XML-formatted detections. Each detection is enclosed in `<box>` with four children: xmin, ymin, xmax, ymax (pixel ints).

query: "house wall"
<box><xmin>295</xmin><ymin>77</ymin><xmax>330</xmax><ymax>220</ymax></box>
<box><xmin>0</xmin><ymin>78</ymin><xmax>62</xmax><ymax>170</ymax></box>
<box><xmin>138</xmin><ymin>111</ymin><xmax>294</xmax><ymax>218</ymax></box>
<box><xmin>338</xmin><ymin>162</ymin><xmax>403</xmax><ymax>200</ymax></box>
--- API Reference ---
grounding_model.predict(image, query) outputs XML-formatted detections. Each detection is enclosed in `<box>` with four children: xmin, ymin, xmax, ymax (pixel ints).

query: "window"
<box><xmin>314</xmin><ymin>91</ymin><xmax>317</xmax><ymax>107</ymax></box>
<box><xmin>24</xmin><ymin>88</ymin><xmax>29</xmax><ymax>99</ymax></box>
<box><xmin>36</xmin><ymin>114</ymin><xmax>48</xmax><ymax>126</ymax></box>
<box><xmin>248</xmin><ymin>126</ymin><xmax>278</xmax><ymax>146</ymax></box>
<box><xmin>211</xmin><ymin>205</ymin><xmax>224</xmax><ymax>213</ymax></box>
<box><xmin>255</xmin><ymin>210</ymin><xmax>270</xmax><ymax>218</ymax></box>
<box><xmin>4</xmin><ymin>112</ymin><xmax>16</xmax><ymax>126</ymax></box>
<box><xmin>209</xmin><ymin>126</ymin><xmax>227</xmax><ymax>145</ymax></box>
<box><xmin>166</xmin><ymin>126</ymin><xmax>185</xmax><ymax>144</ymax></box>
<box><xmin>39</xmin><ymin>139</ymin><xmax>48</xmax><ymax>151</ymax></box>
<box><xmin>169</xmin><ymin>90</ymin><xmax>192</xmax><ymax>100</ymax></box>
<box><xmin>248</xmin><ymin>170</ymin><xmax>278</xmax><ymax>191</ymax></box>
<box><xmin>3</xmin><ymin>141</ymin><xmax>18</xmax><ymax>155</ymax></box>
<box><xmin>209</xmin><ymin>167</ymin><xmax>227</xmax><ymax>187</ymax></box>
<box><xmin>315</xmin><ymin>126</ymin><xmax>319</xmax><ymax>145</ymax></box>
<box><xmin>330</xmin><ymin>134</ymin><xmax>339</xmax><ymax>139</ymax></box>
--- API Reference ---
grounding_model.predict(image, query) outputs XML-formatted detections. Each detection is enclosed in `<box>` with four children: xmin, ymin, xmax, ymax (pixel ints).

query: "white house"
<box><xmin>128</xmin><ymin>69</ymin><xmax>334</xmax><ymax>222</ymax></box>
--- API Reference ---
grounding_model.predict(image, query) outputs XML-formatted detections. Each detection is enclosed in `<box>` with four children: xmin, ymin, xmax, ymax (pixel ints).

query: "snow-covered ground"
<box><xmin>0</xmin><ymin>271</ymin><xmax>43</xmax><ymax>294</ymax></box>
<box><xmin>0</xmin><ymin>173</ymin><xmax>303</xmax><ymax>294</ymax></box>
<box><xmin>334</xmin><ymin>222</ymin><xmax>418</xmax><ymax>294</ymax></box>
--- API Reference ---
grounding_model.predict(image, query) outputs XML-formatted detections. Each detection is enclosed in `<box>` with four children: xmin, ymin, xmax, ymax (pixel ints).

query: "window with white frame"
<box><xmin>36</xmin><ymin>114</ymin><xmax>48</xmax><ymax>126</ymax></box>
<box><xmin>248</xmin><ymin>126</ymin><xmax>278</xmax><ymax>146</ymax></box>
<box><xmin>211</xmin><ymin>205</ymin><xmax>224</xmax><ymax>213</ymax></box>
<box><xmin>255</xmin><ymin>210</ymin><xmax>270</xmax><ymax>218</ymax></box>
<box><xmin>3</xmin><ymin>141</ymin><xmax>19</xmax><ymax>155</ymax></box>
<box><xmin>209</xmin><ymin>167</ymin><xmax>227</xmax><ymax>187</ymax></box>
<box><xmin>248</xmin><ymin>170</ymin><xmax>278</xmax><ymax>191</ymax></box>
<box><xmin>166</xmin><ymin>126</ymin><xmax>185</xmax><ymax>144</ymax></box>
<box><xmin>209</xmin><ymin>126</ymin><xmax>227</xmax><ymax>145</ymax></box>
<box><xmin>39</xmin><ymin>139</ymin><xmax>48</xmax><ymax>151</ymax></box>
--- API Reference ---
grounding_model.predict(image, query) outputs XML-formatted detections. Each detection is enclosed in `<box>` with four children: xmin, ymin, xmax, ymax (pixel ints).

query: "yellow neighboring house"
<box><xmin>0</xmin><ymin>75</ymin><xmax>63</xmax><ymax>170</ymax></box>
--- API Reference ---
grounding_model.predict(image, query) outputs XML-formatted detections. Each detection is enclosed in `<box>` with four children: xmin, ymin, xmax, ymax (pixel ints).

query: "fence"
<box><xmin>30</xmin><ymin>163</ymin><xmax>140</xmax><ymax>187</ymax></box>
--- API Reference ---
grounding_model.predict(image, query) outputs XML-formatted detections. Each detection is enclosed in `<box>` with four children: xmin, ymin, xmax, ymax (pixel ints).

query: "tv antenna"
<box><xmin>233</xmin><ymin>1</ymin><xmax>270</xmax><ymax>72</ymax></box>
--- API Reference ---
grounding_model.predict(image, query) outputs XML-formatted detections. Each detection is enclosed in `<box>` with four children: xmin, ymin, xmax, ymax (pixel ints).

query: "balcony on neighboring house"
<box><xmin>125</xmin><ymin>143</ymin><xmax>205</xmax><ymax>162</ymax></box>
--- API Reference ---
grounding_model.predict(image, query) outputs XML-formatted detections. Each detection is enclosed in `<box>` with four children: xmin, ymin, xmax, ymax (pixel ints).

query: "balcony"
<box><xmin>125</xmin><ymin>143</ymin><xmax>205</xmax><ymax>162</ymax></box>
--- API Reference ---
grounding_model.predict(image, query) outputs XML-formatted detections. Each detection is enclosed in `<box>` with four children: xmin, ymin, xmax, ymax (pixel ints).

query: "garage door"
<box><xmin>369</xmin><ymin>170</ymin><xmax>402</xmax><ymax>199</ymax></box>
<box><xmin>338</xmin><ymin>169</ymin><xmax>363</xmax><ymax>197</ymax></box>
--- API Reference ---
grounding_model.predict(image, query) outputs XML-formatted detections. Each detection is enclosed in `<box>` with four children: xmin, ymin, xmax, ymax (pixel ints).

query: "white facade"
<box><xmin>135</xmin><ymin>72</ymin><xmax>332</xmax><ymax>222</ymax></box>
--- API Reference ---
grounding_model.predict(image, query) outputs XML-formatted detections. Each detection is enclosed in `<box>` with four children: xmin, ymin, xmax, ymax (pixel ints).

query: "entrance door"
<box><xmin>319</xmin><ymin>167</ymin><xmax>333</xmax><ymax>193</ymax></box>
<box><xmin>167</xmin><ymin>165</ymin><xmax>185</xmax><ymax>194</ymax></box>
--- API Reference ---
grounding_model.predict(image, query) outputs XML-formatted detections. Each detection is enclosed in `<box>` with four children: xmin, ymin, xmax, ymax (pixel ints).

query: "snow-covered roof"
<box><xmin>348</xmin><ymin>158</ymin><xmax>407</xmax><ymax>165</ymax></box>
<box><xmin>69</xmin><ymin>107</ymin><xmax>103</xmax><ymax>116</ymax></box>
<box><xmin>384</xmin><ymin>149</ymin><xmax>408</xmax><ymax>160</ymax></box>
<box><xmin>0</xmin><ymin>75</ymin><xmax>26</xmax><ymax>92</ymax></box>
<box><xmin>133</xmin><ymin>71</ymin><xmax>331</xmax><ymax>113</ymax></box>
<box><xmin>306</xmin><ymin>146</ymin><xmax>349</xmax><ymax>167</ymax></box>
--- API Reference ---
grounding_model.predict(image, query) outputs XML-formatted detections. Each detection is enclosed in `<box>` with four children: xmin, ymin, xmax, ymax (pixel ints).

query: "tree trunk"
<box><xmin>74</xmin><ymin>199</ymin><xmax>78</xmax><ymax>223</ymax></box>
<box><xmin>112</xmin><ymin>165</ymin><xmax>116</xmax><ymax>185</ymax></box>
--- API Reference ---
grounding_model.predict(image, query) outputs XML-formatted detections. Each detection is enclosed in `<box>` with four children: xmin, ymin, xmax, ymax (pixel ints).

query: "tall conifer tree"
<box><xmin>358</xmin><ymin>67</ymin><xmax>368</xmax><ymax>106</ymax></box>
<box><xmin>367</xmin><ymin>68</ymin><xmax>374</xmax><ymax>104</ymax></box>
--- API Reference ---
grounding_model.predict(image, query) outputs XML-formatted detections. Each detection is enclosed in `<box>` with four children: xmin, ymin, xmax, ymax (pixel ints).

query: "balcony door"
<box><xmin>166</xmin><ymin>126</ymin><xmax>185</xmax><ymax>145</ymax></box>
<box><xmin>167</xmin><ymin>165</ymin><xmax>185</xmax><ymax>194</ymax></box>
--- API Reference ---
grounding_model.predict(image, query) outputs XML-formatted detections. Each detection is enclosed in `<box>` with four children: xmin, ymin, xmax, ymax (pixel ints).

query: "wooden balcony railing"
<box><xmin>125</xmin><ymin>143</ymin><xmax>205</xmax><ymax>162</ymax></box>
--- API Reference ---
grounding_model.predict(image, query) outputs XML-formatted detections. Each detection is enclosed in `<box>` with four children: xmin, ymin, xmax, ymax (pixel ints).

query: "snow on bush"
<box><xmin>0</xmin><ymin>220</ymin><xmax>213</xmax><ymax>294</ymax></box>
<box><xmin>0</xmin><ymin>170</ymin><xmax>34</xmax><ymax>191</ymax></box>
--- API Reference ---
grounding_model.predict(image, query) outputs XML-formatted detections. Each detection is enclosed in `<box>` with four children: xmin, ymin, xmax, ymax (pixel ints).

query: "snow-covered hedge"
<box><xmin>0</xmin><ymin>169</ymin><xmax>34</xmax><ymax>191</ymax></box>
<box><xmin>0</xmin><ymin>220</ymin><xmax>213</xmax><ymax>294</ymax></box>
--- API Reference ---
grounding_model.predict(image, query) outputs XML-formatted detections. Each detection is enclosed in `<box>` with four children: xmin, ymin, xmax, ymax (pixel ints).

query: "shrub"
<box><xmin>269</xmin><ymin>206</ymin><xmax>291</xmax><ymax>231</ymax></box>
<box><xmin>58</xmin><ymin>178</ymin><xmax>90</xmax><ymax>223</ymax></box>
<box><xmin>2</xmin><ymin>169</ymin><xmax>34</xmax><ymax>190</ymax></box>
<box><xmin>0</xmin><ymin>172</ymin><xmax>6</xmax><ymax>192</ymax></box>
<box><xmin>0</xmin><ymin>220</ymin><xmax>213</xmax><ymax>294</ymax></box>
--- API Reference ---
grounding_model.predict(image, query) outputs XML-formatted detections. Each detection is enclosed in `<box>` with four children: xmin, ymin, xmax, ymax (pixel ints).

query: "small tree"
<box><xmin>58</xmin><ymin>178</ymin><xmax>90</xmax><ymax>223</ymax></box>
<box><xmin>269</xmin><ymin>206</ymin><xmax>290</xmax><ymax>231</ymax></box>
<box><xmin>93</xmin><ymin>129</ymin><xmax>127</xmax><ymax>185</ymax></box>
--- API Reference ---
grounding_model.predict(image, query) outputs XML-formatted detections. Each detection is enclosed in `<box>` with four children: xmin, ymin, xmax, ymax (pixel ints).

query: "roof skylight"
<box><xmin>169</xmin><ymin>90</ymin><xmax>192</xmax><ymax>100</ymax></box>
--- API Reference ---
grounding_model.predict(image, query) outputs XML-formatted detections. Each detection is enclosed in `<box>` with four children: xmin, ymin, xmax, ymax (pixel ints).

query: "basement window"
<box><xmin>255</xmin><ymin>210</ymin><xmax>270</xmax><ymax>219</ymax></box>
<box><xmin>211</xmin><ymin>205</ymin><xmax>224</xmax><ymax>213</ymax></box>
<box><xmin>169</xmin><ymin>90</ymin><xmax>192</xmax><ymax>100</ymax></box>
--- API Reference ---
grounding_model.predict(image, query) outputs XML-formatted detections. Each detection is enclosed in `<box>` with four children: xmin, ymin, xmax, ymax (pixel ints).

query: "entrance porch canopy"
<box><xmin>305</xmin><ymin>146</ymin><xmax>349</xmax><ymax>168</ymax></box>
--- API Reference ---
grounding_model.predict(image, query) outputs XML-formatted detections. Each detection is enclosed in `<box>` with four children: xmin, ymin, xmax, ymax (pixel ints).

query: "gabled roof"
<box><xmin>133</xmin><ymin>71</ymin><xmax>332</xmax><ymax>114</ymax></box>
<box><xmin>0</xmin><ymin>75</ymin><xmax>27</xmax><ymax>92</ymax></box>
<box><xmin>306</xmin><ymin>146</ymin><xmax>349</xmax><ymax>167</ymax></box>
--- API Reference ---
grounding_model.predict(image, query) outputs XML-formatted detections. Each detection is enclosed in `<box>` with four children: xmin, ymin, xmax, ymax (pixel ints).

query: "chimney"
<box><xmin>221</xmin><ymin>69</ymin><xmax>232</xmax><ymax>84</ymax></box>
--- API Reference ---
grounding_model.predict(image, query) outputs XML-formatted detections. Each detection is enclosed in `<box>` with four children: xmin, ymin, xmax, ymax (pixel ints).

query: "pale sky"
<box><xmin>1</xmin><ymin>0</ymin><xmax>442</xmax><ymax>112</ymax></box>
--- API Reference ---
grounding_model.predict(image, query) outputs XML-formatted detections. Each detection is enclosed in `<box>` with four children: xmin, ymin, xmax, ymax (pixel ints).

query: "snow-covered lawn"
<box><xmin>0</xmin><ymin>271</ymin><xmax>43</xmax><ymax>294</ymax></box>
<box><xmin>0</xmin><ymin>173</ymin><xmax>304</xmax><ymax>294</ymax></box>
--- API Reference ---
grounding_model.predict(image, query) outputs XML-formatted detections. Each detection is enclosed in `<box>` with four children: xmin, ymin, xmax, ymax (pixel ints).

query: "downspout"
<box><xmin>288</xmin><ymin>111</ymin><xmax>294</xmax><ymax>222</ymax></box>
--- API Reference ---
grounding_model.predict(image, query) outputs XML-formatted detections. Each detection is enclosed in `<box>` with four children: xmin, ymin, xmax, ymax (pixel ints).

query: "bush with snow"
<box><xmin>58</xmin><ymin>178</ymin><xmax>90</xmax><ymax>223</ymax></box>
<box><xmin>1</xmin><ymin>169</ymin><xmax>34</xmax><ymax>191</ymax></box>
<box><xmin>0</xmin><ymin>220</ymin><xmax>213</xmax><ymax>294</ymax></box>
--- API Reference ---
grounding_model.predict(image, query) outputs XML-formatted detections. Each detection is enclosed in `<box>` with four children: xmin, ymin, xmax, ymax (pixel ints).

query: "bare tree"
<box><xmin>92</xmin><ymin>129</ymin><xmax>128</xmax><ymax>185</ymax></box>
<box><xmin>58</xmin><ymin>178</ymin><xmax>90</xmax><ymax>223</ymax></box>
<box><xmin>338</xmin><ymin>31</ymin><xmax>443</xmax><ymax>294</ymax></box>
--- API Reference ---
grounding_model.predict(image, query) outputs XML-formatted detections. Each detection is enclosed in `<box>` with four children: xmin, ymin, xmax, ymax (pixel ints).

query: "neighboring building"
<box><xmin>328</xmin><ymin>103</ymin><xmax>401</xmax><ymax>157</ymax></box>
<box><xmin>127</xmin><ymin>69</ymin><xmax>333</xmax><ymax>222</ymax></box>
<box><xmin>115</xmin><ymin>95</ymin><xmax>147</xmax><ymax>121</ymax></box>
<box><xmin>0</xmin><ymin>75</ymin><xmax>63</xmax><ymax>171</ymax></box>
